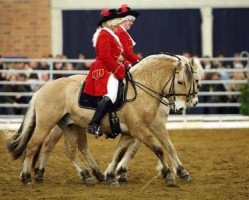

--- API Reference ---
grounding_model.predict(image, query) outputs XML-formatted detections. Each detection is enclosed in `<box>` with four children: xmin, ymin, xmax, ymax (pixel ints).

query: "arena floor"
<box><xmin>0</xmin><ymin>129</ymin><xmax>248</xmax><ymax>200</ymax></box>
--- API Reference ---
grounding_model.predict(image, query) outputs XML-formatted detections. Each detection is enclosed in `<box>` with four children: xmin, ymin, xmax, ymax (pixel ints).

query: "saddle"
<box><xmin>78</xmin><ymin>81</ymin><xmax>125</xmax><ymax>111</ymax></box>
<box><xmin>78</xmin><ymin>81</ymin><xmax>125</xmax><ymax>135</ymax></box>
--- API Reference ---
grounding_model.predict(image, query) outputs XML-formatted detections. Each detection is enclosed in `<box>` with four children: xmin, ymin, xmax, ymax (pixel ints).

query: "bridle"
<box><xmin>124</xmin><ymin>56</ymin><xmax>198</xmax><ymax>107</ymax></box>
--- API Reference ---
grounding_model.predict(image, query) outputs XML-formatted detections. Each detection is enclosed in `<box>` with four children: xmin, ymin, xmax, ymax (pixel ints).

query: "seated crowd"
<box><xmin>0</xmin><ymin>53</ymin><xmax>92</xmax><ymax>114</ymax></box>
<box><xmin>0</xmin><ymin>52</ymin><xmax>248</xmax><ymax>115</ymax></box>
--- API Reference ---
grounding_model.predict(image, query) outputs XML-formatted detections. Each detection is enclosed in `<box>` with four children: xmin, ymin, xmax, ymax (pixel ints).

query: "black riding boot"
<box><xmin>87</xmin><ymin>96</ymin><xmax>113</xmax><ymax>136</ymax></box>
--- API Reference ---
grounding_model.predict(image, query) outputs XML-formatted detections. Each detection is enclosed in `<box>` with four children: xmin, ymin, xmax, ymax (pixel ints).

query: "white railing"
<box><xmin>0</xmin><ymin>54</ymin><xmax>249</xmax><ymax>129</ymax></box>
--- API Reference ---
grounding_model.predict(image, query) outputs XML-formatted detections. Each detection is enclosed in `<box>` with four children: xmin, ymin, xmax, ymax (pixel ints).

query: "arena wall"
<box><xmin>1</xmin><ymin>0</ymin><xmax>249</xmax><ymax>58</ymax></box>
<box><xmin>0</xmin><ymin>0</ymin><xmax>51</xmax><ymax>57</ymax></box>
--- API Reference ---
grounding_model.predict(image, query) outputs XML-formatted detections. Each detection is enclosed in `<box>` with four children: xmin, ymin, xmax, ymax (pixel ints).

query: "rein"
<box><xmin>124</xmin><ymin>59</ymin><xmax>197</xmax><ymax>106</ymax></box>
<box><xmin>125</xmin><ymin>72</ymin><xmax>173</xmax><ymax>106</ymax></box>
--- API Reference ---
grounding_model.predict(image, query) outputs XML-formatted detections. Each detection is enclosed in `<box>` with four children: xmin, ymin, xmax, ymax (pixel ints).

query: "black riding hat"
<box><xmin>97</xmin><ymin>9</ymin><xmax>121</xmax><ymax>26</ymax></box>
<box><xmin>118</xmin><ymin>4</ymin><xmax>140</xmax><ymax>18</ymax></box>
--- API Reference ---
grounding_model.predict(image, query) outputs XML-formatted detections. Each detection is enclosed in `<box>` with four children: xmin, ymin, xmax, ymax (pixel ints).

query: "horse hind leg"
<box><xmin>116</xmin><ymin>138</ymin><xmax>141</xmax><ymax>183</ymax></box>
<box><xmin>21</xmin><ymin>125</ymin><xmax>52</xmax><ymax>185</ymax></box>
<box><xmin>105</xmin><ymin>135</ymin><xmax>134</xmax><ymax>186</ymax></box>
<box><xmin>34</xmin><ymin>126</ymin><xmax>63</xmax><ymax>183</ymax></box>
<box><xmin>76</xmin><ymin>128</ymin><xmax>105</xmax><ymax>182</ymax></box>
<box><xmin>63</xmin><ymin>126</ymin><xmax>96</xmax><ymax>186</ymax></box>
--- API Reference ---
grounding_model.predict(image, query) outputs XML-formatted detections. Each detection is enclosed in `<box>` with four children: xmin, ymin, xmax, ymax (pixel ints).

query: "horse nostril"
<box><xmin>178</xmin><ymin>107</ymin><xmax>183</xmax><ymax>113</ymax></box>
<box><xmin>194</xmin><ymin>101</ymin><xmax>198</xmax><ymax>106</ymax></box>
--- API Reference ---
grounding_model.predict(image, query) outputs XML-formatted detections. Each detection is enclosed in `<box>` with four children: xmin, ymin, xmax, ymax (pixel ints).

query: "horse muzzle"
<box><xmin>186</xmin><ymin>97</ymin><xmax>198</xmax><ymax>108</ymax></box>
<box><xmin>170</xmin><ymin>102</ymin><xmax>185</xmax><ymax>114</ymax></box>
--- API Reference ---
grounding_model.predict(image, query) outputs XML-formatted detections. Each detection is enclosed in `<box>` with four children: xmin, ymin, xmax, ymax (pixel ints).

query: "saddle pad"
<box><xmin>78</xmin><ymin>81</ymin><xmax>125</xmax><ymax>111</ymax></box>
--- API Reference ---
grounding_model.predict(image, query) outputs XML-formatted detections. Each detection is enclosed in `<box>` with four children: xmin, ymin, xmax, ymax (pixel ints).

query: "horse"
<box><xmin>33</xmin><ymin>57</ymin><xmax>201</xmax><ymax>184</ymax></box>
<box><xmin>7</xmin><ymin>53</ymin><xmax>199</xmax><ymax>186</ymax></box>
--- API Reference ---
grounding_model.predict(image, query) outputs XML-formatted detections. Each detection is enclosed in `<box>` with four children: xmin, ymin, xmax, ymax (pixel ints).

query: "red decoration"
<box><xmin>120</xmin><ymin>4</ymin><xmax>128</xmax><ymax>13</ymax></box>
<box><xmin>101</xmin><ymin>9</ymin><xmax>110</xmax><ymax>17</ymax></box>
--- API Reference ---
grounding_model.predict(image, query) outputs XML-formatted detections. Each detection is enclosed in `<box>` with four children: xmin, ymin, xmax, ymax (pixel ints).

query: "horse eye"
<box><xmin>178</xmin><ymin>81</ymin><xmax>183</xmax><ymax>85</ymax></box>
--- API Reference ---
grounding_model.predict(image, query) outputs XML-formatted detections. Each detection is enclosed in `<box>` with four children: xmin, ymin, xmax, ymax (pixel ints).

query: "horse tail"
<box><xmin>7</xmin><ymin>96</ymin><xmax>36</xmax><ymax>160</ymax></box>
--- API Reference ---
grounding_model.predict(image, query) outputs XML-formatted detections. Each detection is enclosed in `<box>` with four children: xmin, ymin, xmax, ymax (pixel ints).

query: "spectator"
<box><xmin>232</xmin><ymin>52</ymin><xmax>244</xmax><ymax>69</ymax></box>
<box><xmin>0</xmin><ymin>54</ymin><xmax>7</xmax><ymax>81</ymax></box>
<box><xmin>75</xmin><ymin>52</ymin><xmax>90</xmax><ymax>70</ymax></box>
<box><xmin>182</xmin><ymin>51</ymin><xmax>191</xmax><ymax>58</ymax></box>
<box><xmin>38</xmin><ymin>61</ymin><xmax>49</xmax><ymax>70</ymax></box>
<box><xmin>228</xmin><ymin>71</ymin><xmax>247</xmax><ymax>113</ymax></box>
<box><xmin>62</xmin><ymin>62</ymin><xmax>74</xmax><ymax>77</ymax></box>
<box><xmin>39</xmin><ymin>72</ymin><xmax>50</xmax><ymax>82</ymax></box>
<box><xmin>201</xmin><ymin>72</ymin><xmax>228</xmax><ymax>114</ymax></box>
<box><xmin>213</xmin><ymin>54</ymin><xmax>230</xmax><ymax>90</ymax></box>
<box><xmin>29</xmin><ymin>62</ymin><xmax>39</xmax><ymax>79</ymax></box>
<box><xmin>53</xmin><ymin>54</ymin><xmax>64</xmax><ymax>79</ymax></box>
<box><xmin>201</xmin><ymin>55</ymin><xmax>215</xmax><ymax>70</ymax></box>
<box><xmin>0</xmin><ymin>73</ymin><xmax>29</xmax><ymax>114</ymax></box>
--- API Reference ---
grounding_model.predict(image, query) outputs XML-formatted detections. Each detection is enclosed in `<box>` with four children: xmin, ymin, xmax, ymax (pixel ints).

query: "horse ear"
<box><xmin>175</xmin><ymin>61</ymin><xmax>185</xmax><ymax>84</ymax></box>
<box><xmin>190</xmin><ymin>57</ymin><xmax>195</xmax><ymax>67</ymax></box>
<box><xmin>190</xmin><ymin>57</ymin><xmax>204</xmax><ymax>80</ymax></box>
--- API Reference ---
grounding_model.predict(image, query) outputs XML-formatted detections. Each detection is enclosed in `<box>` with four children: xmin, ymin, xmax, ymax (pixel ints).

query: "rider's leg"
<box><xmin>87</xmin><ymin>74</ymin><xmax>119</xmax><ymax>136</ymax></box>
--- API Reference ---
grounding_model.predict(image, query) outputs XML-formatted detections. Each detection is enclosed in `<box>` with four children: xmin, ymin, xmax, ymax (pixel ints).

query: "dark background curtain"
<box><xmin>213</xmin><ymin>8</ymin><xmax>249</xmax><ymax>57</ymax></box>
<box><xmin>63</xmin><ymin>9</ymin><xmax>202</xmax><ymax>58</ymax></box>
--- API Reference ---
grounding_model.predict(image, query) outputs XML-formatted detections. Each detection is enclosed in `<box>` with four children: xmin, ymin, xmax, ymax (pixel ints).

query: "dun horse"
<box><xmin>33</xmin><ymin>58</ymin><xmax>201</xmax><ymax>185</ymax></box>
<box><xmin>7</xmin><ymin>53</ymin><xmax>199</xmax><ymax>186</ymax></box>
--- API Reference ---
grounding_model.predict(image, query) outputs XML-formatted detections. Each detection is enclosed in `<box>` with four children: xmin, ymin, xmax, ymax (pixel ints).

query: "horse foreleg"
<box><xmin>157</xmin><ymin>130</ymin><xmax>191</xmax><ymax>181</ymax></box>
<box><xmin>63</xmin><ymin>127</ymin><xmax>96</xmax><ymax>186</ymax></box>
<box><xmin>76</xmin><ymin>127</ymin><xmax>105</xmax><ymax>182</ymax></box>
<box><xmin>105</xmin><ymin>134</ymin><xmax>134</xmax><ymax>186</ymax></box>
<box><xmin>116</xmin><ymin>138</ymin><xmax>141</xmax><ymax>183</ymax></box>
<box><xmin>152</xmin><ymin>125</ymin><xmax>191</xmax><ymax>181</ymax></box>
<box><xmin>129</xmin><ymin>127</ymin><xmax>176</xmax><ymax>187</ymax></box>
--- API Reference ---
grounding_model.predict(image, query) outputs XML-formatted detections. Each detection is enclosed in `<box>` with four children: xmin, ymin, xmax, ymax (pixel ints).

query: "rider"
<box><xmin>116</xmin><ymin>4</ymin><xmax>141</xmax><ymax>65</ymax></box>
<box><xmin>84</xmin><ymin>9</ymin><xmax>130</xmax><ymax>136</ymax></box>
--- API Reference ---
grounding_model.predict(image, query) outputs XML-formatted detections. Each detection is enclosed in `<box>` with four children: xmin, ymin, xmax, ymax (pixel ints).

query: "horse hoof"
<box><xmin>118</xmin><ymin>175</ymin><xmax>128</xmax><ymax>183</ymax></box>
<box><xmin>92</xmin><ymin>170</ymin><xmax>105</xmax><ymax>182</ymax></box>
<box><xmin>34</xmin><ymin>168</ymin><xmax>44</xmax><ymax>183</ymax></box>
<box><xmin>166</xmin><ymin>179</ymin><xmax>178</xmax><ymax>187</ymax></box>
<box><xmin>106</xmin><ymin>173</ymin><xmax>119</xmax><ymax>186</ymax></box>
<box><xmin>24</xmin><ymin>181</ymin><xmax>33</xmax><ymax>186</ymax></box>
<box><xmin>109</xmin><ymin>180</ymin><xmax>120</xmax><ymax>187</ymax></box>
<box><xmin>21</xmin><ymin>172</ymin><xmax>32</xmax><ymax>186</ymax></box>
<box><xmin>165</xmin><ymin>173</ymin><xmax>177</xmax><ymax>187</ymax></box>
<box><xmin>84</xmin><ymin>177</ymin><xmax>96</xmax><ymax>186</ymax></box>
<box><xmin>177</xmin><ymin>168</ymin><xmax>192</xmax><ymax>182</ymax></box>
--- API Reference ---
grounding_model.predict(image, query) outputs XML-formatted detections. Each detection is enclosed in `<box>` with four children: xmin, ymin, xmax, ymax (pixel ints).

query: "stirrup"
<box><xmin>87</xmin><ymin>124</ymin><xmax>102</xmax><ymax>138</ymax></box>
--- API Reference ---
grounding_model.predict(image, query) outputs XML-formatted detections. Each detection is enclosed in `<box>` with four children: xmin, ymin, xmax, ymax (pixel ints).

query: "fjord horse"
<box><xmin>7</xmin><ymin>54</ymin><xmax>199</xmax><ymax>186</ymax></box>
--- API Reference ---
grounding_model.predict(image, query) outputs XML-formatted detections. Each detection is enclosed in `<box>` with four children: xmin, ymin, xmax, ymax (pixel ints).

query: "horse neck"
<box><xmin>132</xmin><ymin>57</ymin><xmax>176</xmax><ymax>94</ymax></box>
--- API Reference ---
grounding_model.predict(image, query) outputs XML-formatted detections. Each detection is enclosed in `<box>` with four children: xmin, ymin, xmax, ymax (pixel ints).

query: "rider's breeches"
<box><xmin>105</xmin><ymin>73</ymin><xmax>119</xmax><ymax>103</ymax></box>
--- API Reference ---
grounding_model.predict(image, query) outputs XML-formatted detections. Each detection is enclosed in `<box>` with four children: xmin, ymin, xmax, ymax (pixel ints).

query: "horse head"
<box><xmin>164</xmin><ymin>55</ymin><xmax>200</xmax><ymax>113</ymax></box>
<box><xmin>186</xmin><ymin>57</ymin><xmax>202</xmax><ymax>108</ymax></box>
<box><xmin>127</xmin><ymin>53</ymin><xmax>201</xmax><ymax>114</ymax></box>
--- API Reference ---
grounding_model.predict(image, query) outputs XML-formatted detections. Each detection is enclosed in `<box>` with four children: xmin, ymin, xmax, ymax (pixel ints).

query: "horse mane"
<box><xmin>131</xmin><ymin>53</ymin><xmax>180</xmax><ymax>73</ymax></box>
<box><xmin>183</xmin><ymin>62</ymin><xmax>193</xmax><ymax>82</ymax></box>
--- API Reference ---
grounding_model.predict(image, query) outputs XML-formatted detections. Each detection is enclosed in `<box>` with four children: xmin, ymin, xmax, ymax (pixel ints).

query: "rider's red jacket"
<box><xmin>84</xmin><ymin>28</ymin><xmax>129</xmax><ymax>96</ymax></box>
<box><xmin>115</xmin><ymin>27</ymin><xmax>141</xmax><ymax>64</ymax></box>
